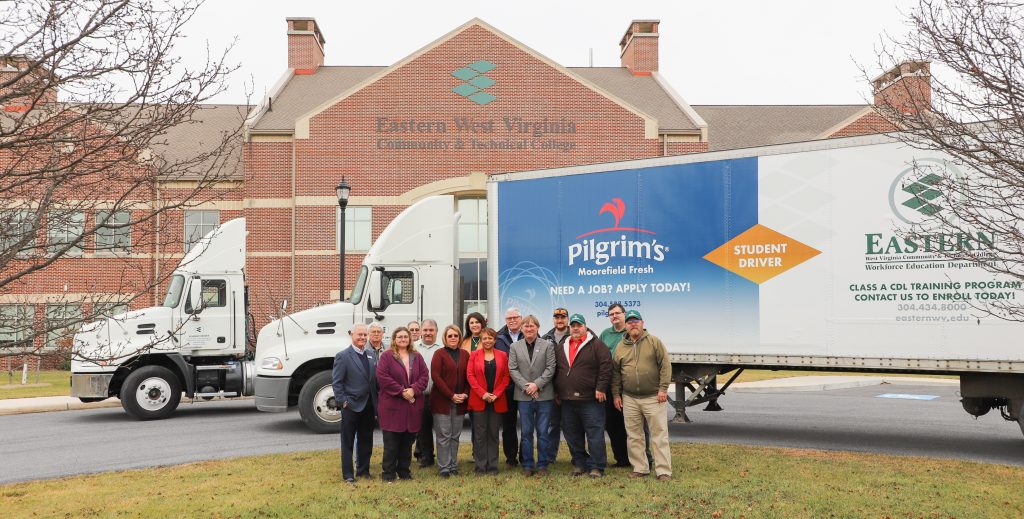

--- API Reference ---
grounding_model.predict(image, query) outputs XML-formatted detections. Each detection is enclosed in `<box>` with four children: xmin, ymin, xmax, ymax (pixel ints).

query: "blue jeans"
<box><xmin>518</xmin><ymin>399</ymin><xmax>554</xmax><ymax>470</ymax></box>
<box><xmin>560</xmin><ymin>399</ymin><xmax>607</xmax><ymax>471</ymax></box>
<box><xmin>544</xmin><ymin>402</ymin><xmax>561</xmax><ymax>465</ymax></box>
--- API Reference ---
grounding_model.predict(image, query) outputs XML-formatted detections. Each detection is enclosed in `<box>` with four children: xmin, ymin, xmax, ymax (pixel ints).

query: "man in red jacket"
<box><xmin>554</xmin><ymin>313</ymin><xmax>612</xmax><ymax>478</ymax></box>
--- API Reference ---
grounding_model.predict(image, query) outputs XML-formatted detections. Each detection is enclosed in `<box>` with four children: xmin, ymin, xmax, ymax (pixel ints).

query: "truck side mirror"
<box><xmin>189</xmin><ymin>278</ymin><xmax>203</xmax><ymax>314</ymax></box>
<box><xmin>367</xmin><ymin>270</ymin><xmax>383</xmax><ymax>311</ymax></box>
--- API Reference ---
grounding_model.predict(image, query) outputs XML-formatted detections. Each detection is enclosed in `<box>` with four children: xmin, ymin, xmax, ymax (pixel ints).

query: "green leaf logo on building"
<box><xmin>451</xmin><ymin>60</ymin><xmax>496</xmax><ymax>105</ymax></box>
<box><xmin>901</xmin><ymin>172</ymin><xmax>943</xmax><ymax>216</ymax></box>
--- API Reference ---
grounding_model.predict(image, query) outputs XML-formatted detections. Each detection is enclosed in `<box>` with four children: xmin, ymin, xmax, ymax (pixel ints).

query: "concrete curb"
<box><xmin>0</xmin><ymin>395</ymin><xmax>254</xmax><ymax>416</ymax></box>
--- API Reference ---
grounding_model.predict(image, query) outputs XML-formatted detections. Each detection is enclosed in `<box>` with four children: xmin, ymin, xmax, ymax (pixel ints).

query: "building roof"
<box><xmin>692</xmin><ymin>104</ymin><xmax>869</xmax><ymax>151</ymax></box>
<box><xmin>152</xmin><ymin>103</ymin><xmax>249</xmax><ymax>179</ymax></box>
<box><xmin>249</xmin><ymin>65</ymin><xmax>703</xmax><ymax>134</ymax></box>
<box><xmin>1</xmin><ymin>103</ymin><xmax>248</xmax><ymax>178</ymax></box>
<box><xmin>251</xmin><ymin>66</ymin><xmax>380</xmax><ymax>132</ymax></box>
<box><xmin>569</xmin><ymin>67</ymin><xmax>699</xmax><ymax>132</ymax></box>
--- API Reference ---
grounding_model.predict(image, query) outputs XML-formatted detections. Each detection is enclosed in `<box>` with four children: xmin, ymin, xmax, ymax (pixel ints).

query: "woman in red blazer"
<box><xmin>466</xmin><ymin>327</ymin><xmax>509</xmax><ymax>474</ymax></box>
<box><xmin>376</xmin><ymin>327</ymin><xmax>429</xmax><ymax>482</ymax></box>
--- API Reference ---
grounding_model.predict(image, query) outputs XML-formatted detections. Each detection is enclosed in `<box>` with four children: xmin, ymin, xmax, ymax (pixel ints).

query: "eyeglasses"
<box><xmin>445</xmin><ymin>333</ymin><xmax>460</xmax><ymax>338</ymax></box>
<box><xmin>408</xmin><ymin>328</ymin><xmax>420</xmax><ymax>332</ymax></box>
<box><xmin>506</xmin><ymin>316</ymin><xmax>521</xmax><ymax>321</ymax></box>
<box><xmin>553</xmin><ymin>314</ymin><xmax>568</xmax><ymax>318</ymax></box>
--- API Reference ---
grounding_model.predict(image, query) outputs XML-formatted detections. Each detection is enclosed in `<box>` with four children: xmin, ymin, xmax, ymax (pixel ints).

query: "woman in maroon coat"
<box><xmin>376</xmin><ymin>326</ymin><xmax>429</xmax><ymax>481</ymax></box>
<box><xmin>429</xmin><ymin>324</ymin><xmax>470</xmax><ymax>478</ymax></box>
<box><xmin>467</xmin><ymin>328</ymin><xmax>510</xmax><ymax>474</ymax></box>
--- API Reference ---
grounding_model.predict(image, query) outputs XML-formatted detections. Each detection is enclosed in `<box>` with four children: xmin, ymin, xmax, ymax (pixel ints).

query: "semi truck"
<box><xmin>254</xmin><ymin>133</ymin><xmax>1024</xmax><ymax>436</ymax></box>
<box><xmin>70</xmin><ymin>218</ymin><xmax>255</xmax><ymax>419</ymax></box>
<box><xmin>73</xmin><ymin>133</ymin><xmax>1024</xmax><ymax>439</ymax></box>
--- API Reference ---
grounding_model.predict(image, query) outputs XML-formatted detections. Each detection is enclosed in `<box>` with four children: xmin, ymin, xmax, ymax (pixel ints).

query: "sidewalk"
<box><xmin>0</xmin><ymin>376</ymin><xmax>958</xmax><ymax>417</ymax></box>
<box><xmin>0</xmin><ymin>396</ymin><xmax>121</xmax><ymax>416</ymax></box>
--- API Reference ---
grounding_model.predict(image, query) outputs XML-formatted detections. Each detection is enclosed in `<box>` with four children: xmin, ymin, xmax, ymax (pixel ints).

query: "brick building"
<box><xmin>2</xmin><ymin>16</ymin><xmax>929</xmax><ymax>368</ymax></box>
<box><xmin>242</xmin><ymin>17</ymin><xmax>923</xmax><ymax>330</ymax></box>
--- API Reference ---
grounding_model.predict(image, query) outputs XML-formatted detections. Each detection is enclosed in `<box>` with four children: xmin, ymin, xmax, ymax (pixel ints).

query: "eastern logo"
<box><xmin>888</xmin><ymin>159</ymin><xmax>962</xmax><ymax>224</ymax></box>
<box><xmin>568</xmin><ymin>198</ymin><xmax>666</xmax><ymax>266</ymax></box>
<box><xmin>451</xmin><ymin>60</ymin><xmax>497</xmax><ymax>105</ymax></box>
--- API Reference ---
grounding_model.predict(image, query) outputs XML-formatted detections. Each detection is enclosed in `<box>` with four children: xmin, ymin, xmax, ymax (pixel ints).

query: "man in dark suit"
<box><xmin>332</xmin><ymin>323</ymin><xmax>378</xmax><ymax>483</ymax></box>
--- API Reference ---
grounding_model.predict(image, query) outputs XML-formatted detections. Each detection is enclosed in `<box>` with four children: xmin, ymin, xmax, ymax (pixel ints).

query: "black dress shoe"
<box><xmin>613</xmin><ymin>461</ymin><xmax>632</xmax><ymax>468</ymax></box>
<box><xmin>419</xmin><ymin>458</ymin><xmax>434</xmax><ymax>468</ymax></box>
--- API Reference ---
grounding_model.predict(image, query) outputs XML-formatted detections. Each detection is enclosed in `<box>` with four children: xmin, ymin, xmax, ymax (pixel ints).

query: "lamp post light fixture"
<box><xmin>336</xmin><ymin>178</ymin><xmax>351</xmax><ymax>300</ymax></box>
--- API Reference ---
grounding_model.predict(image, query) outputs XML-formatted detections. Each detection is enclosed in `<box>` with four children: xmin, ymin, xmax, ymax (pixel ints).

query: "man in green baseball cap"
<box><xmin>611</xmin><ymin>310</ymin><xmax>673</xmax><ymax>480</ymax></box>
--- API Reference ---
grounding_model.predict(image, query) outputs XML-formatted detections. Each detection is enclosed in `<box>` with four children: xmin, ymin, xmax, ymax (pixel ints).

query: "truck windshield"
<box><xmin>348</xmin><ymin>266</ymin><xmax>368</xmax><ymax>303</ymax></box>
<box><xmin>162</xmin><ymin>275</ymin><xmax>185</xmax><ymax>307</ymax></box>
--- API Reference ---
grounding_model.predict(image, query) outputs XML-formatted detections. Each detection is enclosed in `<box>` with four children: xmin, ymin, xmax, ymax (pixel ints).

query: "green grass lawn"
<box><xmin>2</xmin><ymin>443</ymin><xmax>1020</xmax><ymax>518</ymax></box>
<box><xmin>0</xmin><ymin>371</ymin><xmax>70</xmax><ymax>399</ymax></box>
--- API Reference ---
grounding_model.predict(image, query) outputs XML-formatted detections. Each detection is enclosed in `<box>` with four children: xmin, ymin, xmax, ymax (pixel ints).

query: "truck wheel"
<box><xmin>120</xmin><ymin>365</ymin><xmax>182</xmax><ymax>420</ymax></box>
<box><xmin>298</xmin><ymin>370</ymin><xmax>342</xmax><ymax>434</ymax></box>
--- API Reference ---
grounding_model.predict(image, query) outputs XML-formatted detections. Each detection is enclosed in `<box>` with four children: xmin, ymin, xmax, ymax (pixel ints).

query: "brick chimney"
<box><xmin>0</xmin><ymin>55</ymin><xmax>56</xmax><ymax>112</ymax></box>
<box><xmin>620</xmin><ymin>20</ymin><xmax>660</xmax><ymax>75</ymax></box>
<box><xmin>872</xmin><ymin>60</ymin><xmax>931</xmax><ymax>115</ymax></box>
<box><xmin>286</xmin><ymin>17</ymin><xmax>325</xmax><ymax>74</ymax></box>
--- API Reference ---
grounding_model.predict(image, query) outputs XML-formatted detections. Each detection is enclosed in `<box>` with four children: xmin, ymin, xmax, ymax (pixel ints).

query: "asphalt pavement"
<box><xmin>2</xmin><ymin>379</ymin><xmax>1022</xmax><ymax>484</ymax></box>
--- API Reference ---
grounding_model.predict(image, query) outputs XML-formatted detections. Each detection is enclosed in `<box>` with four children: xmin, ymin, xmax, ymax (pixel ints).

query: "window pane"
<box><xmin>458</xmin><ymin>199</ymin><xmax>479</xmax><ymax>224</ymax></box>
<box><xmin>1</xmin><ymin>210</ymin><xmax>34</xmax><ymax>257</ymax></box>
<box><xmin>382</xmin><ymin>271</ymin><xmax>414</xmax><ymax>305</ymax></box>
<box><xmin>48</xmin><ymin>211</ymin><xmax>84</xmax><ymax>256</ymax></box>
<box><xmin>46</xmin><ymin>303</ymin><xmax>81</xmax><ymax>349</ymax></box>
<box><xmin>339</xmin><ymin>206</ymin><xmax>371</xmax><ymax>252</ymax></box>
<box><xmin>0</xmin><ymin>305</ymin><xmax>34</xmax><ymax>350</ymax></box>
<box><xmin>459</xmin><ymin>259</ymin><xmax>479</xmax><ymax>300</ymax></box>
<box><xmin>184</xmin><ymin>210</ymin><xmax>220</xmax><ymax>251</ymax></box>
<box><xmin>458</xmin><ymin>224</ymin><xmax>478</xmax><ymax>253</ymax></box>
<box><xmin>96</xmin><ymin>211</ymin><xmax>131</xmax><ymax>252</ymax></box>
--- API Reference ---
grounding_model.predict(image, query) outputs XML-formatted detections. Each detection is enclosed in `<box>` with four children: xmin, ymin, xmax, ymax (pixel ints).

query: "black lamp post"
<box><xmin>336</xmin><ymin>178</ymin><xmax>351</xmax><ymax>300</ymax></box>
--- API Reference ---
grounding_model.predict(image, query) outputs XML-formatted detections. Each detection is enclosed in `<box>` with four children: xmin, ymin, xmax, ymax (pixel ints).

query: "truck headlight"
<box><xmin>260</xmin><ymin>357</ymin><xmax>283</xmax><ymax>370</ymax></box>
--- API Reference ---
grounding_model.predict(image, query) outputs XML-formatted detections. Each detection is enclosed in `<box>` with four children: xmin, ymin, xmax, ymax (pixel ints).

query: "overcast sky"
<box><xmin>182</xmin><ymin>0</ymin><xmax>918</xmax><ymax>106</ymax></box>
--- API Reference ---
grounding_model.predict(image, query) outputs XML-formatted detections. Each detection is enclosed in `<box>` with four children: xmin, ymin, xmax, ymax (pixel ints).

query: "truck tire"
<box><xmin>120</xmin><ymin>365</ymin><xmax>182</xmax><ymax>420</ymax></box>
<box><xmin>298</xmin><ymin>370</ymin><xmax>342</xmax><ymax>434</ymax></box>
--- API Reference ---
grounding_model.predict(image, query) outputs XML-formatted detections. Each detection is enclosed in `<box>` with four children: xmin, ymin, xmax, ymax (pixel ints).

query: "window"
<box><xmin>95</xmin><ymin>211</ymin><xmax>131</xmax><ymax>253</ymax></box>
<box><xmin>348</xmin><ymin>266</ymin><xmax>368</xmax><ymax>304</ymax></box>
<box><xmin>92</xmin><ymin>302</ymin><xmax>129</xmax><ymax>320</ymax></box>
<box><xmin>185</xmin><ymin>279</ymin><xmax>227</xmax><ymax>314</ymax></box>
<box><xmin>162</xmin><ymin>275</ymin><xmax>185</xmax><ymax>308</ymax></box>
<box><xmin>0</xmin><ymin>305</ymin><xmax>35</xmax><ymax>352</ymax></box>
<box><xmin>47</xmin><ymin>211</ymin><xmax>85</xmax><ymax>256</ymax></box>
<box><xmin>460</xmin><ymin>257</ymin><xmax>488</xmax><ymax>320</ymax></box>
<box><xmin>457</xmin><ymin>198</ymin><xmax>487</xmax><ymax>253</ymax></box>
<box><xmin>0</xmin><ymin>210</ymin><xmax>34</xmax><ymax>258</ymax></box>
<box><xmin>457</xmin><ymin>197</ymin><xmax>488</xmax><ymax>319</ymax></box>
<box><xmin>337</xmin><ymin>206</ymin><xmax>372</xmax><ymax>252</ymax></box>
<box><xmin>381</xmin><ymin>271</ymin><xmax>414</xmax><ymax>306</ymax></box>
<box><xmin>46</xmin><ymin>303</ymin><xmax>81</xmax><ymax>350</ymax></box>
<box><xmin>184</xmin><ymin>210</ymin><xmax>220</xmax><ymax>252</ymax></box>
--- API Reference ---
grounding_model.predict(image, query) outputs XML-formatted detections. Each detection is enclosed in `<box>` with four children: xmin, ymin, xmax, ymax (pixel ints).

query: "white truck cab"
<box><xmin>254</xmin><ymin>195</ymin><xmax>460</xmax><ymax>433</ymax></box>
<box><xmin>70</xmin><ymin>218</ymin><xmax>251</xmax><ymax>419</ymax></box>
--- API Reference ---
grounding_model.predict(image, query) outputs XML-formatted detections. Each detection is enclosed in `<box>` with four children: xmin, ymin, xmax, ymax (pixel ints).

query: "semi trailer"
<box><xmin>72</xmin><ymin>133</ymin><xmax>1024</xmax><ymax>438</ymax></box>
<box><xmin>255</xmin><ymin>133</ymin><xmax>1024</xmax><ymax>436</ymax></box>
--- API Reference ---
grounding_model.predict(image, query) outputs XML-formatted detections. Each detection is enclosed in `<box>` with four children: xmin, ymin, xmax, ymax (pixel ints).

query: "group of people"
<box><xmin>331</xmin><ymin>304</ymin><xmax>673</xmax><ymax>483</ymax></box>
